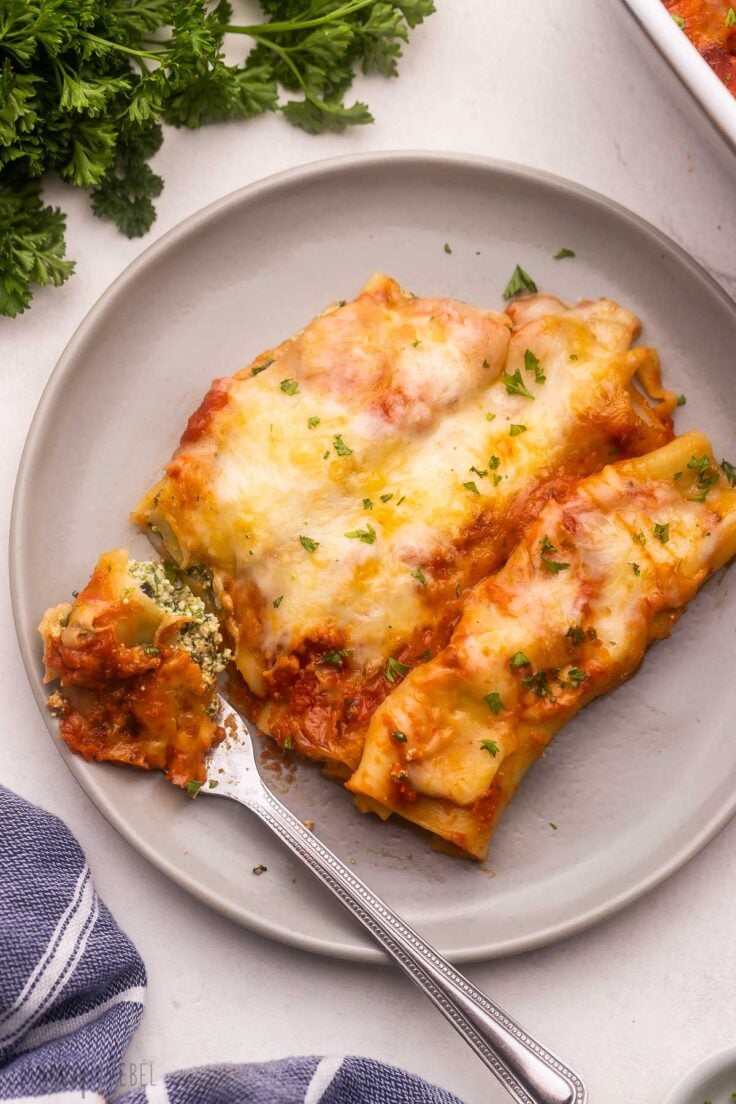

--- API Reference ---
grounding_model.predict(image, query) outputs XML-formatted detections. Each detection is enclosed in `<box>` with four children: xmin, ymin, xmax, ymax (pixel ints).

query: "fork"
<box><xmin>202</xmin><ymin>695</ymin><xmax>587</xmax><ymax>1104</ymax></box>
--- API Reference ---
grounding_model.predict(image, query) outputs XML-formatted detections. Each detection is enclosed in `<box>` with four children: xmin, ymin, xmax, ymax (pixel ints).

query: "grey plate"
<box><xmin>663</xmin><ymin>1043</ymin><xmax>736</xmax><ymax>1104</ymax></box>
<box><xmin>11</xmin><ymin>152</ymin><xmax>736</xmax><ymax>964</ymax></box>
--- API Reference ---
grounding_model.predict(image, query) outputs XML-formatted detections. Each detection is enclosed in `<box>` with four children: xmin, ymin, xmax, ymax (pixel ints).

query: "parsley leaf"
<box><xmin>542</xmin><ymin>557</ymin><xmax>570</xmax><ymax>574</ymax></box>
<box><xmin>721</xmin><ymin>458</ymin><xmax>736</xmax><ymax>486</ymax></box>
<box><xmin>653</xmin><ymin>523</ymin><xmax>670</xmax><ymax>544</ymax></box>
<box><xmin>273</xmin><ymin>595</ymin><xmax>283</xmax><ymax>608</ymax></box>
<box><xmin>280</xmin><ymin>378</ymin><xmax>299</xmax><ymax>395</ymax></box>
<box><xmin>391</xmin><ymin>729</ymin><xmax>408</xmax><ymax>742</ymax></box>
<box><xmin>727</xmin><ymin>7</ymin><xmax>736</xmax><ymax>26</ymax></box>
<box><xmin>524</xmin><ymin>349</ymin><xmax>545</xmax><ymax>383</ymax></box>
<box><xmin>502</xmin><ymin>368</ymin><xmax>534</xmax><ymax>399</ymax></box>
<box><xmin>299</xmin><ymin>534</ymin><xmax>319</xmax><ymax>552</ymax></box>
<box><xmin>186</xmin><ymin>780</ymin><xmax>203</xmax><ymax>796</ymax></box>
<box><xmin>511</xmin><ymin>651</ymin><xmax>530</xmax><ymax>667</ymax></box>
<box><xmin>307</xmin><ymin>416</ymin><xmax>321</xmax><ymax>428</ymax></box>
<box><xmin>333</xmin><ymin>434</ymin><xmax>353</xmax><ymax>456</ymax></box>
<box><xmin>321</xmin><ymin>649</ymin><xmax>350</xmax><ymax>667</ymax></box>
<box><xmin>253</xmin><ymin>358</ymin><xmax>274</xmax><ymax>376</ymax></box>
<box><xmin>553</xmin><ymin>248</ymin><xmax>575</xmax><ymax>260</ymax></box>
<box><xmin>411</xmin><ymin>566</ymin><xmax>427</xmax><ymax>586</ymax></box>
<box><xmin>509</xmin><ymin>423</ymin><xmax>527</xmax><ymax>436</ymax></box>
<box><xmin>462</xmin><ymin>480</ymin><xmax>480</xmax><ymax>495</ymax></box>
<box><xmin>480</xmin><ymin>739</ymin><xmax>499</xmax><ymax>756</ymax></box>
<box><xmin>345</xmin><ymin>524</ymin><xmax>376</xmax><ymax>544</ymax></box>
<box><xmin>385</xmin><ymin>656</ymin><xmax>411</xmax><ymax>683</ymax></box>
<box><xmin>502</xmin><ymin>264</ymin><xmax>538</xmax><ymax>299</ymax></box>
<box><xmin>483</xmin><ymin>692</ymin><xmax>504</xmax><ymax>714</ymax></box>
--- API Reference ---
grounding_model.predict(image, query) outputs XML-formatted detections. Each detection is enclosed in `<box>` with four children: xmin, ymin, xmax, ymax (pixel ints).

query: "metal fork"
<box><xmin>202</xmin><ymin>696</ymin><xmax>587</xmax><ymax>1104</ymax></box>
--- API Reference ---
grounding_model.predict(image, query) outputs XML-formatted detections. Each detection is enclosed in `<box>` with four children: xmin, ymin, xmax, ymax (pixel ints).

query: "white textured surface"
<box><xmin>3</xmin><ymin>2</ymin><xmax>736</xmax><ymax>1103</ymax></box>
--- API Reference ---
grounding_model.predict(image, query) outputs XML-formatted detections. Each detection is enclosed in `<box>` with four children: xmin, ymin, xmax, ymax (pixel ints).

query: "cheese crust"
<box><xmin>347</xmin><ymin>432</ymin><xmax>736</xmax><ymax>858</ymax></box>
<box><xmin>133</xmin><ymin>275</ymin><xmax>675</xmax><ymax>774</ymax></box>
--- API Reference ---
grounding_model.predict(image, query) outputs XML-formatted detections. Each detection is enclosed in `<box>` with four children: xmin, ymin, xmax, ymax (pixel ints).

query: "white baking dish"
<box><xmin>621</xmin><ymin>0</ymin><xmax>736</xmax><ymax>156</ymax></box>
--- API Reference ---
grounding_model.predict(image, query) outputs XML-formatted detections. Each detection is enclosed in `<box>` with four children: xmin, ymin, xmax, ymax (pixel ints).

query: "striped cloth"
<box><xmin>0</xmin><ymin>786</ymin><xmax>462</xmax><ymax>1104</ymax></box>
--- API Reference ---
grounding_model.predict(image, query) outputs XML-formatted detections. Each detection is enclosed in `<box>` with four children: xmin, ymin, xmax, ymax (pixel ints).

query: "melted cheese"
<box><xmin>134</xmin><ymin>275</ymin><xmax>674</xmax><ymax>770</ymax></box>
<box><xmin>347</xmin><ymin>432</ymin><xmax>736</xmax><ymax>858</ymax></box>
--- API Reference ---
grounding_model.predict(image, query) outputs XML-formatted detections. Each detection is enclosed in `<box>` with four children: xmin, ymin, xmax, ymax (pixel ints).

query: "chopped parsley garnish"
<box><xmin>566</xmin><ymin>667</ymin><xmax>588</xmax><ymax>687</ymax></box>
<box><xmin>483</xmin><ymin>692</ymin><xmax>504</xmax><ymax>714</ymax></box>
<box><xmin>470</xmin><ymin>465</ymin><xmax>488</xmax><ymax>478</ymax></box>
<box><xmin>566</xmin><ymin>625</ymin><xmax>585</xmax><ymax>647</ymax></box>
<box><xmin>653</xmin><ymin>522</ymin><xmax>670</xmax><ymax>544</ymax></box>
<box><xmin>321</xmin><ymin>649</ymin><xmax>350</xmax><ymax>667</ymax></box>
<box><xmin>633</xmin><ymin>531</ymin><xmax>646</xmax><ymax>545</ymax></box>
<box><xmin>542</xmin><ymin>557</ymin><xmax>570</xmax><ymax>574</ymax></box>
<box><xmin>186</xmin><ymin>780</ymin><xmax>203</xmax><ymax>796</ymax></box>
<box><xmin>686</xmin><ymin>454</ymin><xmax>719</xmax><ymax>501</ymax></box>
<box><xmin>629</xmin><ymin>562</ymin><xmax>641</xmax><ymax>576</ymax></box>
<box><xmin>412</xmin><ymin>338</ymin><xmax>420</xmax><ymax>347</ymax></box>
<box><xmin>280</xmin><ymin>378</ymin><xmax>299</xmax><ymax>395</ymax></box>
<box><xmin>673</xmin><ymin>471</ymin><xmax>682</xmax><ymax>481</ymax></box>
<box><xmin>486</xmin><ymin>412</ymin><xmax>496</xmax><ymax>421</ymax></box>
<box><xmin>363</xmin><ymin>497</ymin><xmax>373</xmax><ymax>510</ymax></box>
<box><xmin>307</xmin><ymin>416</ymin><xmax>321</xmax><ymax>428</ymax></box>
<box><xmin>509</xmin><ymin>423</ymin><xmax>526</xmax><ymax>436</ymax></box>
<box><xmin>522</xmin><ymin>670</ymin><xmax>551</xmax><ymax>698</ymax></box>
<box><xmin>385</xmin><ymin>657</ymin><xmax>411</xmax><ymax>683</ymax></box>
<box><xmin>463</xmin><ymin>480</ymin><xmax>481</xmax><ymax>495</ymax></box>
<box><xmin>421</xmin><ymin>648</ymin><xmax>432</xmax><ymax>661</ymax></box>
<box><xmin>502</xmin><ymin>368</ymin><xmax>534</xmax><ymax>399</ymax></box>
<box><xmin>333</xmin><ymin>434</ymin><xmax>353</xmax><ymax>456</ymax></box>
<box><xmin>380</xmin><ymin>493</ymin><xmax>394</xmax><ymax>502</ymax></box>
<box><xmin>672</xmin><ymin>13</ymin><xmax>685</xmax><ymax>27</ymax></box>
<box><xmin>482</xmin><ymin>358</ymin><xmax>490</xmax><ymax>370</ymax></box>
<box><xmin>252</xmin><ymin>864</ymin><xmax>268</xmax><ymax>876</ymax></box>
<box><xmin>727</xmin><ymin>7</ymin><xmax>736</xmax><ymax>26</ymax></box>
<box><xmin>58</xmin><ymin>611</ymin><xmax>72</xmax><ymax>627</ymax></box>
<box><xmin>480</xmin><ymin>739</ymin><xmax>499</xmax><ymax>756</ymax></box>
<box><xmin>396</xmin><ymin>495</ymin><xmax>406</xmax><ymax>506</ymax></box>
<box><xmin>273</xmin><ymin>595</ymin><xmax>284</xmax><ymax>608</ymax></box>
<box><xmin>444</xmin><ymin>242</ymin><xmax>452</xmax><ymax>254</ymax></box>
<box><xmin>208</xmin><ymin>780</ymin><xmax>218</xmax><ymax>789</ymax></box>
<box><xmin>345</xmin><ymin>523</ymin><xmax>376</xmax><ymax>544</ymax></box>
<box><xmin>553</xmin><ymin>248</ymin><xmax>575</xmax><ymax>260</ymax></box>
<box><xmin>492</xmin><ymin>474</ymin><xmax>502</xmax><ymax>485</ymax></box>
<box><xmin>411</xmin><ymin>566</ymin><xmax>428</xmax><ymax>586</ymax></box>
<box><xmin>502</xmin><ymin>264</ymin><xmax>538</xmax><ymax>299</ymax></box>
<box><xmin>299</xmin><ymin>535</ymin><xmax>319</xmax><ymax>553</ymax></box>
<box><xmin>511</xmin><ymin>651</ymin><xmax>531</xmax><ymax>667</ymax></box>
<box><xmin>524</xmin><ymin>349</ymin><xmax>545</xmax><ymax>383</ymax></box>
<box><xmin>252</xmin><ymin>358</ymin><xmax>274</xmax><ymax>376</ymax></box>
<box><xmin>455</xmin><ymin>582</ymin><xmax>462</xmax><ymax>597</ymax></box>
<box><xmin>489</xmin><ymin>455</ymin><xmax>500</xmax><ymax>470</ymax></box>
<box><xmin>721</xmin><ymin>459</ymin><xmax>736</xmax><ymax>486</ymax></box>
<box><xmin>391</xmin><ymin>730</ymin><xmax>408</xmax><ymax>743</ymax></box>
<box><xmin>540</xmin><ymin>535</ymin><xmax>556</xmax><ymax>554</ymax></box>
<box><xmin>676</xmin><ymin>394</ymin><xmax>686</xmax><ymax>406</ymax></box>
<box><xmin>143</xmin><ymin>644</ymin><xmax>159</xmax><ymax>655</ymax></box>
<box><xmin>569</xmin><ymin>354</ymin><xmax>579</xmax><ymax>361</ymax></box>
<box><xmin>549</xmin><ymin>822</ymin><xmax>558</xmax><ymax>830</ymax></box>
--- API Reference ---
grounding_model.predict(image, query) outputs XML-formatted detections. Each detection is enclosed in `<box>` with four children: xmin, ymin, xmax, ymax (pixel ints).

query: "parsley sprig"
<box><xmin>0</xmin><ymin>0</ymin><xmax>435</xmax><ymax>316</ymax></box>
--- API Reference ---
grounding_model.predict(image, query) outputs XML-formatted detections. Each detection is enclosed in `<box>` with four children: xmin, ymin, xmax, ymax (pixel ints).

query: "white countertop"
<box><xmin>3</xmin><ymin>2</ymin><xmax>736</xmax><ymax>1102</ymax></box>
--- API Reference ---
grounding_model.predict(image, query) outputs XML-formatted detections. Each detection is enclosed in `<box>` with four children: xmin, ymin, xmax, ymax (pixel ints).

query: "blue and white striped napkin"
<box><xmin>0</xmin><ymin>786</ymin><xmax>462</xmax><ymax>1103</ymax></box>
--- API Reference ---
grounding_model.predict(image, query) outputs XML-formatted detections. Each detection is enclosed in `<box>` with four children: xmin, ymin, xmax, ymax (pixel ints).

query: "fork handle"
<box><xmin>237</xmin><ymin>786</ymin><xmax>585</xmax><ymax>1104</ymax></box>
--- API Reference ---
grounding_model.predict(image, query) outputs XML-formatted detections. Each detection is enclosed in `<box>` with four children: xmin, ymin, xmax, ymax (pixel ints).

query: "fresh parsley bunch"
<box><xmin>0</xmin><ymin>0</ymin><xmax>435</xmax><ymax>317</ymax></box>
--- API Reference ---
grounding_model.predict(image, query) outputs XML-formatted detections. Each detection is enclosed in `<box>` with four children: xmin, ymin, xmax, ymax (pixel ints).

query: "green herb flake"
<box><xmin>629</xmin><ymin>562</ymin><xmax>641</xmax><ymax>576</ymax></box>
<box><xmin>380</xmin><ymin>493</ymin><xmax>394</xmax><ymax>502</ymax></box>
<box><xmin>480</xmin><ymin>739</ymin><xmax>500</xmax><ymax>757</ymax></box>
<box><xmin>208</xmin><ymin>779</ymin><xmax>218</xmax><ymax>789</ymax></box>
<box><xmin>511</xmin><ymin>651</ymin><xmax>531</xmax><ymax>667</ymax></box>
<box><xmin>542</xmin><ymin>557</ymin><xmax>571</xmax><ymax>574</ymax></box>
<box><xmin>540</xmin><ymin>535</ymin><xmax>556</xmax><ymax>554</ymax></box>
<box><xmin>299</xmin><ymin>535</ymin><xmax>319</xmax><ymax>553</ymax></box>
<box><xmin>280</xmin><ymin>378</ymin><xmax>299</xmax><ymax>396</ymax></box>
<box><xmin>455</xmin><ymin>582</ymin><xmax>462</xmax><ymax>597</ymax></box>
<box><xmin>549</xmin><ymin>822</ymin><xmax>558</xmax><ymax>830</ymax></box>
<box><xmin>412</xmin><ymin>338</ymin><xmax>420</xmax><ymax>347</ymax></box>
<box><xmin>385</xmin><ymin>656</ymin><xmax>411</xmax><ymax>684</ymax></box>
<box><xmin>486</xmin><ymin>412</ymin><xmax>496</xmax><ymax>421</ymax></box>
<box><xmin>633</xmin><ymin>531</ymin><xmax>646</xmax><ymax>545</ymax></box>
<box><xmin>569</xmin><ymin>354</ymin><xmax>579</xmax><ymax>361</ymax></box>
<box><xmin>509</xmin><ymin>423</ymin><xmax>527</xmax><ymax>436</ymax></box>
<box><xmin>391</xmin><ymin>729</ymin><xmax>408</xmax><ymax>743</ymax></box>
<box><xmin>566</xmin><ymin>667</ymin><xmax>588</xmax><ymax>687</ymax></box>
<box><xmin>721</xmin><ymin>458</ymin><xmax>736</xmax><ymax>486</ymax></box>
<box><xmin>307</xmin><ymin>416</ymin><xmax>321</xmax><ymax>429</ymax></box>
<box><xmin>252</xmin><ymin>358</ymin><xmax>274</xmax><ymax>376</ymax></box>
<box><xmin>483</xmin><ymin>692</ymin><xmax>504</xmax><ymax>715</ymax></box>
<box><xmin>522</xmin><ymin>670</ymin><xmax>551</xmax><ymax>698</ymax></box>
<box><xmin>321</xmin><ymin>648</ymin><xmax>350</xmax><ymax>667</ymax></box>
<box><xmin>333</xmin><ymin>434</ymin><xmax>353</xmax><ymax>456</ymax></box>
<box><xmin>363</xmin><ymin>497</ymin><xmax>373</xmax><ymax>510</ymax></box>
<box><xmin>553</xmin><ymin>248</ymin><xmax>575</xmax><ymax>260</ymax></box>
<box><xmin>482</xmin><ymin>359</ymin><xmax>490</xmax><ymax>370</ymax></box>
<box><xmin>566</xmin><ymin>625</ymin><xmax>585</xmax><ymax>646</ymax></box>
<box><xmin>186</xmin><ymin>780</ymin><xmax>203</xmax><ymax>796</ymax></box>
<box><xmin>396</xmin><ymin>495</ymin><xmax>406</xmax><ymax>506</ymax></box>
<box><xmin>463</xmin><ymin>480</ymin><xmax>481</xmax><ymax>495</ymax></box>
<box><xmin>676</xmin><ymin>393</ymin><xmax>687</xmax><ymax>406</ymax></box>
<box><xmin>524</xmin><ymin>349</ymin><xmax>546</xmax><ymax>383</ymax></box>
<box><xmin>726</xmin><ymin>7</ymin><xmax>736</xmax><ymax>26</ymax></box>
<box><xmin>502</xmin><ymin>264</ymin><xmax>538</xmax><ymax>299</ymax></box>
<box><xmin>411</xmin><ymin>566</ymin><xmax>428</xmax><ymax>586</ymax></box>
<box><xmin>502</xmin><ymin>368</ymin><xmax>535</xmax><ymax>399</ymax></box>
<box><xmin>273</xmin><ymin>595</ymin><xmax>284</xmax><ymax>608</ymax></box>
<box><xmin>653</xmin><ymin>522</ymin><xmax>670</xmax><ymax>544</ymax></box>
<box><xmin>345</xmin><ymin>523</ymin><xmax>376</xmax><ymax>544</ymax></box>
<box><xmin>672</xmin><ymin>13</ymin><xmax>685</xmax><ymax>27</ymax></box>
<box><xmin>443</xmin><ymin>242</ymin><xmax>452</xmax><ymax>254</ymax></box>
<box><xmin>252</xmin><ymin>864</ymin><xmax>268</xmax><ymax>876</ymax></box>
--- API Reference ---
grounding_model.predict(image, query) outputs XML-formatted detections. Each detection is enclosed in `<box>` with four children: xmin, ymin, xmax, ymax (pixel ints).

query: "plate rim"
<box><xmin>662</xmin><ymin>1041</ymin><xmax>736</xmax><ymax>1103</ymax></box>
<box><xmin>10</xmin><ymin>149</ymin><xmax>736</xmax><ymax>964</ymax></box>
